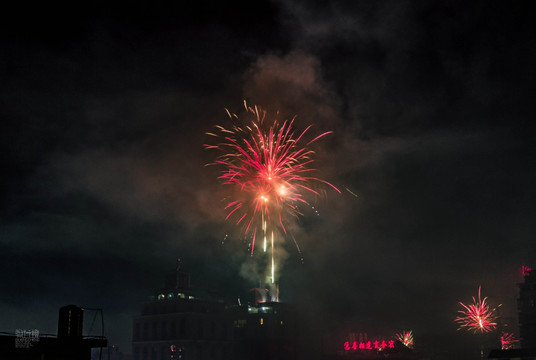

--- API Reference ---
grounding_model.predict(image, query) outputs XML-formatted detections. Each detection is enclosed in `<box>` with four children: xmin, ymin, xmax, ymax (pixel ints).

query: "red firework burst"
<box><xmin>205</xmin><ymin>101</ymin><xmax>339</xmax><ymax>253</ymax></box>
<box><xmin>500</xmin><ymin>332</ymin><xmax>518</xmax><ymax>349</ymax></box>
<box><xmin>395</xmin><ymin>330</ymin><xmax>414</xmax><ymax>348</ymax></box>
<box><xmin>455</xmin><ymin>286</ymin><xmax>499</xmax><ymax>333</ymax></box>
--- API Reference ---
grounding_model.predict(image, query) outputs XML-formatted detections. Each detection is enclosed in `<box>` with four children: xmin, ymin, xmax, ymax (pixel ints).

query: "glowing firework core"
<box><xmin>455</xmin><ymin>286</ymin><xmax>499</xmax><ymax>333</ymax></box>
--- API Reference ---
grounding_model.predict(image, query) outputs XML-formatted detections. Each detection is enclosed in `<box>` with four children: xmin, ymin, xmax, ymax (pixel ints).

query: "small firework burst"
<box><xmin>396</xmin><ymin>330</ymin><xmax>414</xmax><ymax>348</ymax></box>
<box><xmin>500</xmin><ymin>332</ymin><xmax>518</xmax><ymax>349</ymax></box>
<box><xmin>455</xmin><ymin>286</ymin><xmax>500</xmax><ymax>333</ymax></box>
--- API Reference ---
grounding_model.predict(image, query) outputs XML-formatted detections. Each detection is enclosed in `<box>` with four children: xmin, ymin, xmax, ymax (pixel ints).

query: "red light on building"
<box><xmin>343</xmin><ymin>339</ymin><xmax>395</xmax><ymax>351</ymax></box>
<box><xmin>522</xmin><ymin>265</ymin><xmax>532</xmax><ymax>276</ymax></box>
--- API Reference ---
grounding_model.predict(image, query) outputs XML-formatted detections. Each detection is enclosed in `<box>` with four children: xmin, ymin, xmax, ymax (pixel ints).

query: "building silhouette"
<box><xmin>519</xmin><ymin>267</ymin><xmax>536</xmax><ymax>348</ymax></box>
<box><xmin>0</xmin><ymin>305</ymin><xmax>107</xmax><ymax>360</ymax></box>
<box><xmin>132</xmin><ymin>264</ymin><xmax>297</xmax><ymax>360</ymax></box>
<box><xmin>489</xmin><ymin>266</ymin><xmax>536</xmax><ymax>360</ymax></box>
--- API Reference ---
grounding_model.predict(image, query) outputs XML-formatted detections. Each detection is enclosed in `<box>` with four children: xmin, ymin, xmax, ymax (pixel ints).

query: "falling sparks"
<box><xmin>455</xmin><ymin>286</ymin><xmax>500</xmax><ymax>333</ymax></box>
<box><xmin>395</xmin><ymin>330</ymin><xmax>414</xmax><ymax>348</ymax></box>
<box><xmin>205</xmin><ymin>101</ymin><xmax>339</xmax><ymax>283</ymax></box>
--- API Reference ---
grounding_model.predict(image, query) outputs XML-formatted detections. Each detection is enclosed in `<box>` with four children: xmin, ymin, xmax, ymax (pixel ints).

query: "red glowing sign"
<box><xmin>344</xmin><ymin>339</ymin><xmax>395</xmax><ymax>351</ymax></box>
<box><xmin>522</xmin><ymin>266</ymin><xmax>532</xmax><ymax>276</ymax></box>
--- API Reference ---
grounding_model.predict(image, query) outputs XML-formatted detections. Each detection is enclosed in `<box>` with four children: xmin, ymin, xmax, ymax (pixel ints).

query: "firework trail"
<box><xmin>455</xmin><ymin>286</ymin><xmax>500</xmax><ymax>333</ymax></box>
<box><xmin>395</xmin><ymin>330</ymin><xmax>414</xmax><ymax>348</ymax></box>
<box><xmin>205</xmin><ymin>101</ymin><xmax>340</xmax><ymax>284</ymax></box>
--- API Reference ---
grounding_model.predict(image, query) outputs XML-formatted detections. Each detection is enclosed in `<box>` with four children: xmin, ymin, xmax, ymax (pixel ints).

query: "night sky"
<box><xmin>1</xmin><ymin>1</ymin><xmax>535</xmax><ymax>359</ymax></box>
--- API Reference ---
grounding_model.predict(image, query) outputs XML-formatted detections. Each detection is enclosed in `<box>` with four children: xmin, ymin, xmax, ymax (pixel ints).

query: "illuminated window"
<box><xmin>233</xmin><ymin>319</ymin><xmax>246</xmax><ymax>328</ymax></box>
<box><xmin>188</xmin><ymin>295</ymin><xmax>195</xmax><ymax>300</ymax></box>
<box><xmin>247</xmin><ymin>306</ymin><xmax>258</xmax><ymax>314</ymax></box>
<box><xmin>260</xmin><ymin>318</ymin><xmax>263</xmax><ymax>325</ymax></box>
<box><xmin>167</xmin><ymin>293</ymin><xmax>174</xmax><ymax>299</ymax></box>
<box><xmin>177</xmin><ymin>293</ymin><xmax>185</xmax><ymax>299</ymax></box>
<box><xmin>280</xmin><ymin>320</ymin><xmax>284</xmax><ymax>326</ymax></box>
<box><xmin>157</xmin><ymin>294</ymin><xmax>165</xmax><ymax>300</ymax></box>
